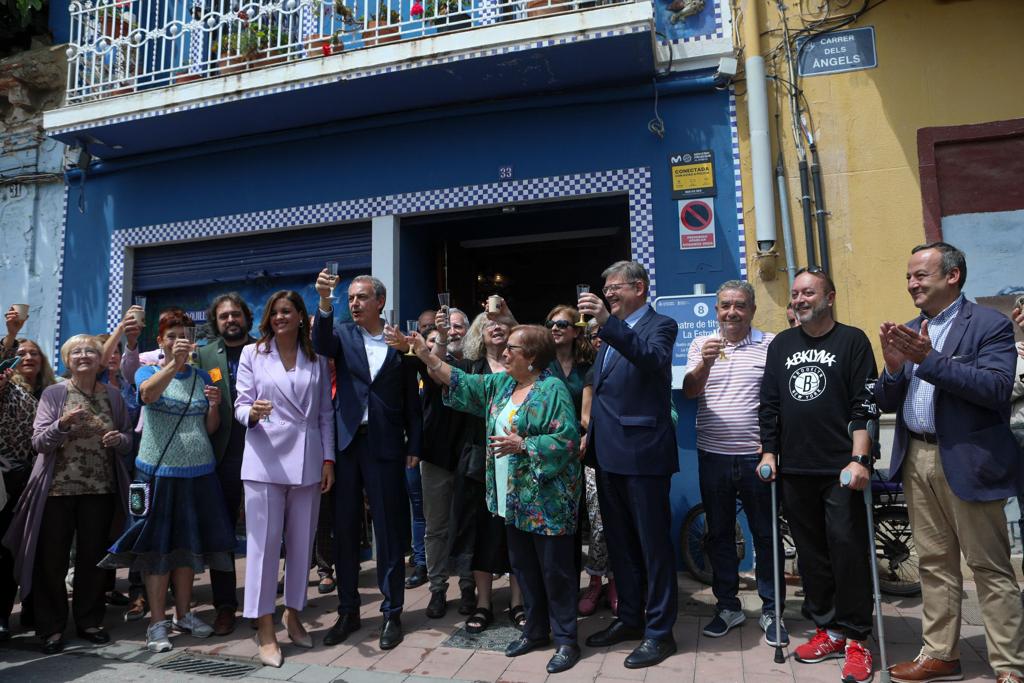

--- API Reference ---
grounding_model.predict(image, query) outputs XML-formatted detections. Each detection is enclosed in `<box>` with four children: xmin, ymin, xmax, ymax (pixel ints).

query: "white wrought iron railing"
<box><xmin>65</xmin><ymin>0</ymin><xmax>633</xmax><ymax>103</ymax></box>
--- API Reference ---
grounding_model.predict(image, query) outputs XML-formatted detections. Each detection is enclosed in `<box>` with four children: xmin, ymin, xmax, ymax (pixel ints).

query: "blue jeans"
<box><xmin>697</xmin><ymin>450</ymin><xmax>785</xmax><ymax>614</ymax></box>
<box><xmin>406</xmin><ymin>463</ymin><xmax>426</xmax><ymax>567</ymax></box>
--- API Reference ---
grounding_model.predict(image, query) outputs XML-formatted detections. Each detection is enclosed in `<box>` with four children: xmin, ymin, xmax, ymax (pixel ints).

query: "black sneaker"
<box><xmin>702</xmin><ymin>608</ymin><xmax>745</xmax><ymax>638</ymax></box>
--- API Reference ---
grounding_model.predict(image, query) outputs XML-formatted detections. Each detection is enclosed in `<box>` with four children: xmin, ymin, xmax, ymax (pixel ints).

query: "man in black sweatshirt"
<box><xmin>757</xmin><ymin>267</ymin><xmax>878</xmax><ymax>683</ymax></box>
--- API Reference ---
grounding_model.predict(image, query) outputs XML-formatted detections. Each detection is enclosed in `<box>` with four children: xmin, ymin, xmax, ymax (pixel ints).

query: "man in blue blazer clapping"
<box><xmin>313</xmin><ymin>272</ymin><xmax>422</xmax><ymax>651</ymax></box>
<box><xmin>577</xmin><ymin>261</ymin><xmax>679</xmax><ymax>669</ymax></box>
<box><xmin>875</xmin><ymin>242</ymin><xmax>1024</xmax><ymax>683</ymax></box>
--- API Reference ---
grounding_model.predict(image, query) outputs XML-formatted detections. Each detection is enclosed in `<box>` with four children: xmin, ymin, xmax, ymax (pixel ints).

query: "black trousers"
<box><xmin>333</xmin><ymin>432</ymin><xmax>410</xmax><ymax>617</ymax></box>
<box><xmin>210</xmin><ymin>446</ymin><xmax>244</xmax><ymax>610</ymax></box>
<box><xmin>0</xmin><ymin>467</ymin><xmax>31</xmax><ymax>620</ymax></box>
<box><xmin>597</xmin><ymin>470</ymin><xmax>678</xmax><ymax>641</ymax></box>
<box><xmin>32</xmin><ymin>493</ymin><xmax>116</xmax><ymax>638</ymax></box>
<box><xmin>782</xmin><ymin>473</ymin><xmax>873</xmax><ymax>640</ymax></box>
<box><xmin>506</xmin><ymin>525</ymin><xmax>578</xmax><ymax>646</ymax></box>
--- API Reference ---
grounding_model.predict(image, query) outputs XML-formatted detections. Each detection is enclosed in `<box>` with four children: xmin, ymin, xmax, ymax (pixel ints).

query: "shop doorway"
<box><xmin>401</xmin><ymin>196</ymin><xmax>632</xmax><ymax>324</ymax></box>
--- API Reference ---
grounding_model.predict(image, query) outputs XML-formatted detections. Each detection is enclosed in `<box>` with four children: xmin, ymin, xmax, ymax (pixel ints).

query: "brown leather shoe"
<box><xmin>213</xmin><ymin>607</ymin><xmax>237</xmax><ymax>636</ymax></box>
<box><xmin>889</xmin><ymin>653</ymin><xmax>963</xmax><ymax>682</ymax></box>
<box><xmin>996</xmin><ymin>672</ymin><xmax>1023</xmax><ymax>683</ymax></box>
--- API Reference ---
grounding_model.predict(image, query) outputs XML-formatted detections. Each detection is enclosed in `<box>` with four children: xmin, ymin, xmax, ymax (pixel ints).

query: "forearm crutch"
<box><xmin>758</xmin><ymin>463</ymin><xmax>785</xmax><ymax>664</ymax></box>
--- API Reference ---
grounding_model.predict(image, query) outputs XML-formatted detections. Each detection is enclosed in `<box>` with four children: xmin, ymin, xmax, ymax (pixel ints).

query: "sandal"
<box><xmin>317</xmin><ymin>576</ymin><xmax>336</xmax><ymax>595</ymax></box>
<box><xmin>464</xmin><ymin>607</ymin><xmax>493</xmax><ymax>634</ymax></box>
<box><xmin>509</xmin><ymin>604</ymin><xmax>527</xmax><ymax>630</ymax></box>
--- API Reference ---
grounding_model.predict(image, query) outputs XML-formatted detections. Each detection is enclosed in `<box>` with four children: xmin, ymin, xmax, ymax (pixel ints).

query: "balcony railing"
<box><xmin>64</xmin><ymin>0</ymin><xmax>634</xmax><ymax>103</ymax></box>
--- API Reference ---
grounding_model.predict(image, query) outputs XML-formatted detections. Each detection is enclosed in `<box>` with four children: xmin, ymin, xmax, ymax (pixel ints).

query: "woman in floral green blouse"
<box><xmin>409</xmin><ymin>324</ymin><xmax>582</xmax><ymax>674</ymax></box>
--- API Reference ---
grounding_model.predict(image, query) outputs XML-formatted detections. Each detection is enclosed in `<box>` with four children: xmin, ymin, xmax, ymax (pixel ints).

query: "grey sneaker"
<box><xmin>759</xmin><ymin>612</ymin><xmax>790</xmax><ymax>646</ymax></box>
<box><xmin>172</xmin><ymin>611</ymin><xmax>213</xmax><ymax>638</ymax></box>
<box><xmin>702</xmin><ymin>608</ymin><xmax>746</xmax><ymax>637</ymax></box>
<box><xmin>146</xmin><ymin>620</ymin><xmax>173</xmax><ymax>653</ymax></box>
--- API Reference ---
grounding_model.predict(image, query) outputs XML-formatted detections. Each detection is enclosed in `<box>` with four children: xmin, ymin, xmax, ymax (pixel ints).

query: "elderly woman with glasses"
<box><xmin>3</xmin><ymin>334</ymin><xmax>135</xmax><ymax>653</ymax></box>
<box><xmin>408</xmin><ymin>323</ymin><xmax>582</xmax><ymax>674</ymax></box>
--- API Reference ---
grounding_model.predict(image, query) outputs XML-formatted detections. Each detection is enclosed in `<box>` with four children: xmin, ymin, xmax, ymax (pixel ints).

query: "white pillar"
<box><xmin>371</xmin><ymin>214</ymin><xmax>400</xmax><ymax>311</ymax></box>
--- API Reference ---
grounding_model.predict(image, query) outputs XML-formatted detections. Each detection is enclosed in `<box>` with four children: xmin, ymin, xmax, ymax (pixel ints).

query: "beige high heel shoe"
<box><xmin>254</xmin><ymin>634</ymin><xmax>283</xmax><ymax>667</ymax></box>
<box><xmin>282</xmin><ymin>610</ymin><xmax>313</xmax><ymax>649</ymax></box>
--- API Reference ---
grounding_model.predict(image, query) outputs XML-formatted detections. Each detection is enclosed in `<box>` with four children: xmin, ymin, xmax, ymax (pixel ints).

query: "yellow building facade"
<box><xmin>735</xmin><ymin>0</ymin><xmax>1024</xmax><ymax>344</ymax></box>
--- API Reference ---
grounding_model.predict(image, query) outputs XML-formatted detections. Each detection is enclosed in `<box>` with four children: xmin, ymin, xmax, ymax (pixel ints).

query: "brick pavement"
<box><xmin>0</xmin><ymin>557</ymin><xmax>1017</xmax><ymax>682</ymax></box>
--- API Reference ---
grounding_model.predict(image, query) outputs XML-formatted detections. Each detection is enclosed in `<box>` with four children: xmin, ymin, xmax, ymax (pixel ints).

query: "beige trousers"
<box><xmin>902</xmin><ymin>439</ymin><xmax>1024</xmax><ymax>674</ymax></box>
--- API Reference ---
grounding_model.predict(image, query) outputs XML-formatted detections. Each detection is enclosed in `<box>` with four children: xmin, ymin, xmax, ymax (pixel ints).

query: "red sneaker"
<box><xmin>842</xmin><ymin>640</ymin><xmax>873</xmax><ymax>682</ymax></box>
<box><xmin>794</xmin><ymin>628</ymin><xmax>846</xmax><ymax>663</ymax></box>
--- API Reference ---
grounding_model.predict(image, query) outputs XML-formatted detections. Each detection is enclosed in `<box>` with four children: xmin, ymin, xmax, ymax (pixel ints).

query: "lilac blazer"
<box><xmin>2</xmin><ymin>382</ymin><xmax>133</xmax><ymax>597</ymax></box>
<box><xmin>234</xmin><ymin>341</ymin><xmax>335</xmax><ymax>487</ymax></box>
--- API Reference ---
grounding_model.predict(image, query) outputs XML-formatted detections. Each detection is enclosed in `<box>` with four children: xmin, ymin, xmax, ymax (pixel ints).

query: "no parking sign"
<box><xmin>678</xmin><ymin>198</ymin><xmax>716</xmax><ymax>250</ymax></box>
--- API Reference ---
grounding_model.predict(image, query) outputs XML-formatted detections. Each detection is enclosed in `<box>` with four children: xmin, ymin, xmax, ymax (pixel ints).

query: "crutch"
<box><xmin>840</xmin><ymin>418</ymin><xmax>890</xmax><ymax>683</ymax></box>
<box><xmin>757</xmin><ymin>462</ymin><xmax>785</xmax><ymax>664</ymax></box>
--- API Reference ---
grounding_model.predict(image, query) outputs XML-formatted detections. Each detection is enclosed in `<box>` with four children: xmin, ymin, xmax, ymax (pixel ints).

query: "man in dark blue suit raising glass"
<box><xmin>577</xmin><ymin>261</ymin><xmax>679</xmax><ymax>669</ymax></box>
<box><xmin>313</xmin><ymin>272</ymin><xmax>422</xmax><ymax>651</ymax></box>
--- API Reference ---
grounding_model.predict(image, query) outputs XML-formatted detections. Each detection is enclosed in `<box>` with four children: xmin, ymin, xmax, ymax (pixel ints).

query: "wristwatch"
<box><xmin>850</xmin><ymin>454</ymin><xmax>872</xmax><ymax>467</ymax></box>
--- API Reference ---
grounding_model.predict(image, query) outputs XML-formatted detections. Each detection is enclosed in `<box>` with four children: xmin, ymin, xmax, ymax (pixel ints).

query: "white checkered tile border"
<box><xmin>51</xmin><ymin>26</ymin><xmax>648</xmax><ymax>137</ymax></box>
<box><xmin>729</xmin><ymin>90</ymin><xmax>746</xmax><ymax>278</ymax></box>
<box><xmin>52</xmin><ymin>185</ymin><xmax>70</xmax><ymax>360</ymax></box>
<box><xmin>100</xmin><ymin>167</ymin><xmax>655</xmax><ymax>332</ymax></box>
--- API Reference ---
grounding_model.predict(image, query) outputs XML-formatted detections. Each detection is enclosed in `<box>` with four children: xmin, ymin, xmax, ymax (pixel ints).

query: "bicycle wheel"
<box><xmin>874</xmin><ymin>506</ymin><xmax>921</xmax><ymax>596</ymax></box>
<box><xmin>681</xmin><ymin>504</ymin><xmax>745</xmax><ymax>585</ymax></box>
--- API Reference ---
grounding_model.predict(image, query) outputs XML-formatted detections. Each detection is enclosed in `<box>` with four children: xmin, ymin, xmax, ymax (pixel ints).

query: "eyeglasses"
<box><xmin>544</xmin><ymin>319</ymin><xmax>572</xmax><ymax>330</ymax></box>
<box><xmin>505</xmin><ymin>344</ymin><xmax>525</xmax><ymax>353</ymax></box>
<box><xmin>601</xmin><ymin>281</ymin><xmax>639</xmax><ymax>296</ymax></box>
<box><xmin>795</xmin><ymin>266</ymin><xmax>828</xmax><ymax>276</ymax></box>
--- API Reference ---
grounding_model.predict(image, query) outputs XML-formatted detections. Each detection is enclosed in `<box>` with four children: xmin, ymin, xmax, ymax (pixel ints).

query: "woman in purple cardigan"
<box><xmin>2</xmin><ymin>334</ymin><xmax>134</xmax><ymax>653</ymax></box>
<box><xmin>234</xmin><ymin>290</ymin><xmax>335</xmax><ymax>667</ymax></box>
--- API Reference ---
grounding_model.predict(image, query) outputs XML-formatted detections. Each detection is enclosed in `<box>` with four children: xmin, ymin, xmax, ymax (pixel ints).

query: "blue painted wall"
<box><xmin>59</xmin><ymin>85</ymin><xmax>743</xmax><ymax>568</ymax></box>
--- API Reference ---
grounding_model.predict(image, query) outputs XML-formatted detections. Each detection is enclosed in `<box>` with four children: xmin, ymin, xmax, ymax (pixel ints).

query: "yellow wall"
<box><xmin>735</xmin><ymin>0</ymin><xmax>1024</xmax><ymax>351</ymax></box>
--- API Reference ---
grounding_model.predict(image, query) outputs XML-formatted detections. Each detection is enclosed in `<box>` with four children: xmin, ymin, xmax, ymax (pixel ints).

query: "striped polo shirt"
<box><xmin>686</xmin><ymin>328</ymin><xmax>774</xmax><ymax>454</ymax></box>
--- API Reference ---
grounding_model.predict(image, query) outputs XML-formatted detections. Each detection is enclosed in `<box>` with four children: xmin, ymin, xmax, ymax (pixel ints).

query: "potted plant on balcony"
<box><xmin>422</xmin><ymin>0</ymin><xmax>470</xmax><ymax>32</ymax></box>
<box><xmin>306</xmin><ymin>0</ymin><xmax>355</xmax><ymax>55</ymax></box>
<box><xmin>211</xmin><ymin>27</ymin><xmax>249</xmax><ymax>74</ymax></box>
<box><xmin>96</xmin><ymin>0</ymin><xmax>133</xmax><ymax>39</ymax></box>
<box><xmin>525</xmin><ymin>0</ymin><xmax>573</xmax><ymax>18</ymax></box>
<box><xmin>361</xmin><ymin>1</ymin><xmax>402</xmax><ymax>47</ymax></box>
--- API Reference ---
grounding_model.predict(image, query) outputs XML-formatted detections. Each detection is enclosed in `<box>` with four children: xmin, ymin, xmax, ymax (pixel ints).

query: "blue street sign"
<box><xmin>653</xmin><ymin>293</ymin><xmax>718</xmax><ymax>387</ymax></box>
<box><xmin>797</xmin><ymin>26</ymin><xmax>877</xmax><ymax>77</ymax></box>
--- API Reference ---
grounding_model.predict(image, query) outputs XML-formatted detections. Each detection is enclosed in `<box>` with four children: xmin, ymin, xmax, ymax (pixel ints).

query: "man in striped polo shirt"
<box><xmin>683</xmin><ymin>280</ymin><xmax>786</xmax><ymax>645</ymax></box>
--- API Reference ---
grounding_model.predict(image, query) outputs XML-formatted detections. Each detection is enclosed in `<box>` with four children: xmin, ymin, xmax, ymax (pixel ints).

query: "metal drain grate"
<box><xmin>153</xmin><ymin>652</ymin><xmax>261</xmax><ymax>679</ymax></box>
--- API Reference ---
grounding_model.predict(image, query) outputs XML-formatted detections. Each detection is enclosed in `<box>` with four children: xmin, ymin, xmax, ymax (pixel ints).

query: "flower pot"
<box><xmin>217</xmin><ymin>54</ymin><xmax>250</xmax><ymax>75</ymax></box>
<box><xmin>361</xmin><ymin>22</ymin><xmax>400</xmax><ymax>47</ymax></box>
<box><xmin>525</xmin><ymin>0</ymin><xmax>572</xmax><ymax>17</ymax></box>
<box><xmin>433</xmin><ymin>12</ymin><xmax>470</xmax><ymax>33</ymax></box>
<box><xmin>101</xmin><ymin>17</ymin><xmax>130</xmax><ymax>38</ymax></box>
<box><xmin>172</xmin><ymin>71</ymin><xmax>205</xmax><ymax>84</ymax></box>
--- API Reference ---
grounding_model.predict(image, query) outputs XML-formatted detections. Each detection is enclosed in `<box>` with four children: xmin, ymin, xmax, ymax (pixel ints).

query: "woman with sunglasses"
<box><xmin>543</xmin><ymin>307</ymin><xmax>594</xmax><ymax>420</ymax></box>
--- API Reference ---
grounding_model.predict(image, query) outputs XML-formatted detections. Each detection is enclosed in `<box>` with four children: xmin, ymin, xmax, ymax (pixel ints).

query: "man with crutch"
<box><xmin>875</xmin><ymin>242</ymin><xmax>1024</xmax><ymax>683</ymax></box>
<box><xmin>757</xmin><ymin>267</ymin><xmax>879</xmax><ymax>683</ymax></box>
<box><xmin>683</xmin><ymin>280</ymin><xmax>786</xmax><ymax>645</ymax></box>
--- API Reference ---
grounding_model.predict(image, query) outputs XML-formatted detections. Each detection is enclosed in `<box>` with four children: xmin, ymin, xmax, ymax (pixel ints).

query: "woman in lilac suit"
<box><xmin>234</xmin><ymin>291</ymin><xmax>335</xmax><ymax>667</ymax></box>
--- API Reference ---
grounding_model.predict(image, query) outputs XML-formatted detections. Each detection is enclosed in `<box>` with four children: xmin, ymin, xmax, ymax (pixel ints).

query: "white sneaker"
<box><xmin>146</xmin><ymin>620</ymin><xmax>173</xmax><ymax>653</ymax></box>
<box><xmin>172</xmin><ymin>611</ymin><xmax>213</xmax><ymax>638</ymax></box>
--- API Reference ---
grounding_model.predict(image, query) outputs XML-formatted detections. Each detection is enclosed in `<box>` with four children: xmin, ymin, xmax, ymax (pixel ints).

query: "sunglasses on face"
<box><xmin>544</xmin><ymin>319</ymin><xmax>572</xmax><ymax>330</ymax></box>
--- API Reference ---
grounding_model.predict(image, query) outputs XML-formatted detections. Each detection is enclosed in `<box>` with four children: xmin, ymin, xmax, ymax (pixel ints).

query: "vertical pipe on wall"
<box><xmin>742</xmin><ymin>0</ymin><xmax>777</xmax><ymax>254</ymax></box>
<box><xmin>775</xmin><ymin>152</ymin><xmax>798</xmax><ymax>287</ymax></box>
<box><xmin>809</xmin><ymin>143</ymin><xmax>830</xmax><ymax>275</ymax></box>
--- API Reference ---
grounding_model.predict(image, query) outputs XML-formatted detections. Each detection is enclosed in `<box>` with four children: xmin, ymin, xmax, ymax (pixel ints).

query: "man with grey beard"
<box><xmin>411</xmin><ymin>308</ymin><xmax>477</xmax><ymax>618</ymax></box>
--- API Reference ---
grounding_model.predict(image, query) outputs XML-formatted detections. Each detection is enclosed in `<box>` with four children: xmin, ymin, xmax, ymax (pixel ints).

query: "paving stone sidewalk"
<box><xmin>1</xmin><ymin>557</ymin><xmax>1019</xmax><ymax>682</ymax></box>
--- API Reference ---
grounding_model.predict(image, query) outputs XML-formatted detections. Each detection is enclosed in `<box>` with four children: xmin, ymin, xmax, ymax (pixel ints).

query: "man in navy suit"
<box><xmin>313</xmin><ymin>272</ymin><xmax>422</xmax><ymax>651</ymax></box>
<box><xmin>577</xmin><ymin>260</ymin><xmax>679</xmax><ymax>669</ymax></box>
<box><xmin>875</xmin><ymin>242</ymin><xmax>1024</xmax><ymax>683</ymax></box>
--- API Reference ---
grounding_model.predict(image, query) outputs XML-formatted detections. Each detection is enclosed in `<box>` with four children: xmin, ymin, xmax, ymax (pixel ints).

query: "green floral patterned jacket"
<box><xmin>444</xmin><ymin>369</ymin><xmax>581</xmax><ymax>536</ymax></box>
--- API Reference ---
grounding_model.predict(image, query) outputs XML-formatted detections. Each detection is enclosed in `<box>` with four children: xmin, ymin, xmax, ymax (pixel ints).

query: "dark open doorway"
<box><xmin>401</xmin><ymin>196</ymin><xmax>632</xmax><ymax>324</ymax></box>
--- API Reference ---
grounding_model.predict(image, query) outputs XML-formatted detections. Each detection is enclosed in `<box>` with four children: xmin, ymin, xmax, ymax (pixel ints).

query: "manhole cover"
<box><xmin>153</xmin><ymin>651</ymin><xmax>261</xmax><ymax>679</ymax></box>
<box><xmin>442</xmin><ymin>624</ymin><xmax>521</xmax><ymax>652</ymax></box>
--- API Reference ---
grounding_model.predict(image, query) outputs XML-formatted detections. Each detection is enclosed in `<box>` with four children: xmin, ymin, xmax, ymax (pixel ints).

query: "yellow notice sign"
<box><xmin>669</xmin><ymin>150</ymin><xmax>716</xmax><ymax>199</ymax></box>
<box><xmin>208</xmin><ymin>367</ymin><xmax>223</xmax><ymax>383</ymax></box>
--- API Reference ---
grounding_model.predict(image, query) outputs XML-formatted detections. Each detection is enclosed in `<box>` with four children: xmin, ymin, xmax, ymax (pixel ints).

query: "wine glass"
<box><xmin>716</xmin><ymin>323</ymin><xmax>728</xmax><ymax>361</ymax></box>
<box><xmin>326</xmin><ymin>261</ymin><xmax>339</xmax><ymax>300</ymax></box>
<box><xmin>182</xmin><ymin>327</ymin><xmax>198</xmax><ymax>365</ymax></box>
<box><xmin>437</xmin><ymin>292</ymin><xmax>451</xmax><ymax>330</ymax></box>
<box><xmin>405</xmin><ymin>319</ymin><xmax>418</xmax><ymax>356</ymax></box>
<box><xmin>575</xmin><ymin>284</ymin><xmax>590</xmax><ymax>327</ymax></box>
